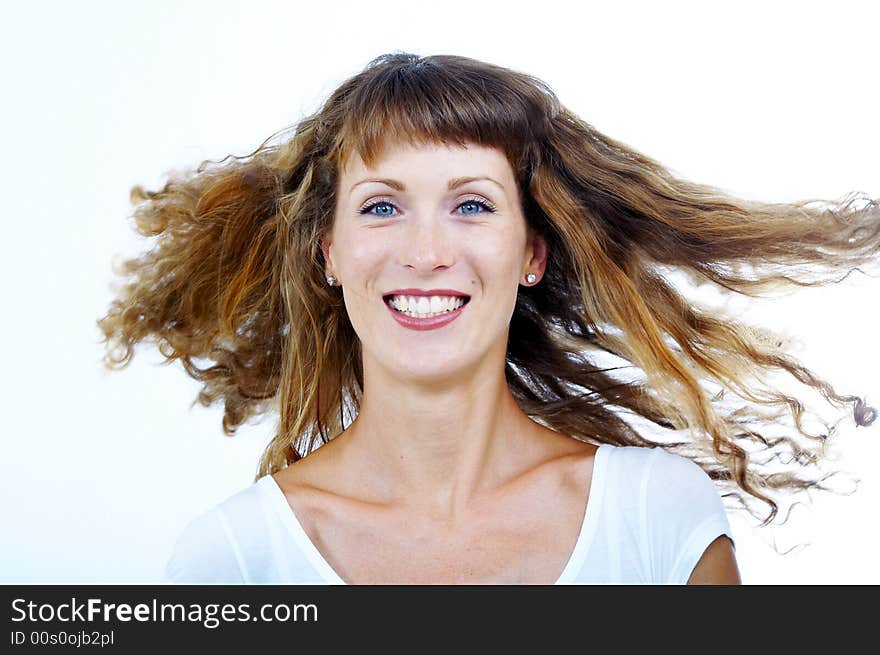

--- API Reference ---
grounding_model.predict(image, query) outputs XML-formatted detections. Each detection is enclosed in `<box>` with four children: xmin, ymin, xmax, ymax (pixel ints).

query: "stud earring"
<box><xmin>525</xmin><ymin>273</ymin><xmax>536</xmax><ymax>284</ymax></box>
<box><xmin>326</xmin><ymin>275</ymin><xmax>336</xmax><ymax>286</ymax></box>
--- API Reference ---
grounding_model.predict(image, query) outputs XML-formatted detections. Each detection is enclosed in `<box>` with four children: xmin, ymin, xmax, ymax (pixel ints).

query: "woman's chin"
<box><xmin>379</xmin><ymin>357</ymin><xmax>477</xmax><ymax>386</ymax></box>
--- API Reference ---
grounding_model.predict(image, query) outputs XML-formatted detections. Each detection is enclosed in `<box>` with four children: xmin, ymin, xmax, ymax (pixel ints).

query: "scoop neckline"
<box><xmin>261</xmin><ymin>443</ymin><xmax>610</xmax><ymax>585</ymax></box>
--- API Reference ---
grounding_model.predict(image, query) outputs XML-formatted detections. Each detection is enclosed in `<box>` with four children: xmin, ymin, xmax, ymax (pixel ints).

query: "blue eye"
<box><xmin>358</xmin><ymin>197</ymin><xmax>497</xmax><ymax>217</ymax></box>
<box><xmin>359</xmin><ymin>201</ymin><xmax>397</xmax><ymax>217</ymax></box>
<box><xmin>458</xmin><ymin>200</ymin><xmax>493</xmax><ymax>215</ymax></box>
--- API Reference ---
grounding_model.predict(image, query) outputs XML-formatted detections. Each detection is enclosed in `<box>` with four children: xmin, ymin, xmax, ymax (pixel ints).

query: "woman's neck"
<box><xmin>328</xmin><ymin>361</ymin><xmax>544</xmax><ymax>522</ymax></box>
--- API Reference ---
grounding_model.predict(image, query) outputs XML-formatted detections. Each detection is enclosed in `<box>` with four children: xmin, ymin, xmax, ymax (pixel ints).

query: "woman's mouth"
<box><xmin>383</xmin><ymin>294</ymin><xmax>471</xmax><ymax>331</ymax></box>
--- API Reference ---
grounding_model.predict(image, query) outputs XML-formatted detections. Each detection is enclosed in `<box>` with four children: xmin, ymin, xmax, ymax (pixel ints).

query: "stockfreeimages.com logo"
<box><xmin>11</xmin><ymin>597</ymin><xmax>318</xmax><ymax>630</ymax></box>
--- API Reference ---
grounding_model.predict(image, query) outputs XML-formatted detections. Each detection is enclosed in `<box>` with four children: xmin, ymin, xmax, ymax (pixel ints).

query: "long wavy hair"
<box><xmin>97</xmin><ymin>52</ymin><xmax>879</xmax><ymax>528</ymax></box>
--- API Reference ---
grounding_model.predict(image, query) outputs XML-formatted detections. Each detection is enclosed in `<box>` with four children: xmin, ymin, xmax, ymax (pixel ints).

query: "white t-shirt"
<box><xmin>164</xmin><ymin>444</ymin><xmax>735</xmax><ymax>584</ymax></box>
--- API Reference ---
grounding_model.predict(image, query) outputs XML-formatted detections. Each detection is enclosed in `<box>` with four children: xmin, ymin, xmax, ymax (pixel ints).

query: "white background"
<box><xmin>1</xmin><ymin>0</ymin><xmax>877</xmax><ymax>583</ymax></box>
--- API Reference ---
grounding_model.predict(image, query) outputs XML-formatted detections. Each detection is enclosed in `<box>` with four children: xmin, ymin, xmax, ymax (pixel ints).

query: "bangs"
<box><xmin>327</xmin><ymin>54</ymin><xmax>558</xmax><ymax>187</ymax></box>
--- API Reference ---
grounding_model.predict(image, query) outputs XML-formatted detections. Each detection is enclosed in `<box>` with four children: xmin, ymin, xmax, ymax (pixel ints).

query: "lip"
<box><xmin>385</xmin><ymin>297</ymin><xmax>469</xmax><ymax>331</ymax></box>
<box><xmin>383</xmin><ymin>288</ymin><xmax>471</xmax><ymax>298</ymax></box>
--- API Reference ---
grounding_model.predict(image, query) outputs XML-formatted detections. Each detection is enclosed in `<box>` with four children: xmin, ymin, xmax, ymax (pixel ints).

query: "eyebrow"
<box><xmin>349</xmin><ymin>176</ymin><xmax>505</xmax><ymax>194</ymax></box>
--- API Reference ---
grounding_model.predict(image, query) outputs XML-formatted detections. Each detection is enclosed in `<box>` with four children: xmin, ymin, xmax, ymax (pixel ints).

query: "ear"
<box><xmin>320</xmin><ymin>235</ymin><xmax>333</xmax><ymax>274</ymax></box>
<box><xmin>524</xmin><ymin>231</ymin><xmax>549</xmax><ymax>280</ymax></box>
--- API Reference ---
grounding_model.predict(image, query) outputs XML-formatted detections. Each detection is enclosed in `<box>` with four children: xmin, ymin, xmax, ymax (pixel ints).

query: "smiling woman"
<box><xmin>96</xmin><ymin>52</ymin><xmax>879</xmax><ymax>585</ymax></box>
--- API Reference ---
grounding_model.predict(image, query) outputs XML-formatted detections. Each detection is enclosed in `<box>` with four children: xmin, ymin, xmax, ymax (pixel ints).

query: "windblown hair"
<box><xmin>97</xmin><ymin>52</ymin><xmax>879</xmax><ymax>528</ymax></box>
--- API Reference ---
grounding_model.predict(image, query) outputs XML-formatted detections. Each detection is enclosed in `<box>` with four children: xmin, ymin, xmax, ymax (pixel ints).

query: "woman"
<box><xmin>97</xmin><ymin>52</ymin><xmax>878</xmax><ymax>584</ymax></box>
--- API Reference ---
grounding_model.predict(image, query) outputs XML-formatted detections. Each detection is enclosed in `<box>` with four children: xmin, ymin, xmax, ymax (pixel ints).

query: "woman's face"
<box><xmin>323</xmin><ymin>139</ymin><xmax>546</xmax><ymax>385</ymax></box>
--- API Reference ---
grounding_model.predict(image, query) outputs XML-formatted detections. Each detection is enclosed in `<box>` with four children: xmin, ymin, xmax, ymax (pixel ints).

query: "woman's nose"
<box><xmin>404</xmin><ymin>217</ymin><xmax>454</xmax><ymax>272</ymax></box>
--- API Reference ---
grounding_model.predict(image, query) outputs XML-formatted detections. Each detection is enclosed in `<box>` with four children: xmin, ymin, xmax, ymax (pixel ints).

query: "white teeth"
<box><xmin>388</xmin><ymin>294</ymin><xmax>466</xmax><ymax>318</ymax></box>
<box><xmin>429</xmin><ymin>296</ymin><xmax>447</xmax><ymax>313</ymax></box>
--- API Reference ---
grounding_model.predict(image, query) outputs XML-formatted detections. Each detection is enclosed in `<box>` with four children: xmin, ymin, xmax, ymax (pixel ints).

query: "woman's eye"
<box><xmin>358</xmin><ymin>198</ymin><xmax>497</xmax><ymax>217</ymax></box>
<box><xmin>359</xmin><ymin>201</ymin><xmax>398</xmax><ymax>217</ymax></box>
<box><xmin>458</xmin><ymin>199</ymin><xmax>496</xmax><ymax>215</ymax></box>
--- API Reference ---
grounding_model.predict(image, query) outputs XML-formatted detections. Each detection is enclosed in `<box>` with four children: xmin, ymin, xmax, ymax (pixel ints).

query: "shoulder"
<box><xmin>643</xmin><ymin>447</ymin><xmax>723</xmax><ymax>509</ymax></box>
<box><xmin>164</xmin><ymin>482</ymin><xmax>268</xmax><ymax>584</ymax></box>
<box><xmin>270</xmin><ymin>453</ymin><xmax>343</xmax><ymax>522</ymax></box>
<box><xmin>599</xmin><ymin>443</ymin><xmax>703</xmax><ymax>478</ymax></box>
<box><xmin>164</xmin><ymin>506</ymin><xmax>243</xmax><ymax>583</ymax></box>
<box><xmin>556</xmin><ymin>439</ymin><xmax>602</xmax><ymax>485</ymax></box>
<box><xmin>638</xmin><ymin>447</ymin><xmax>736</xmax><ymax>584</ymax></box>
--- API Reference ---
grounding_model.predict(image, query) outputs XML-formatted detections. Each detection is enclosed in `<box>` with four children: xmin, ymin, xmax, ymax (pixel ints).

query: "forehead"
<box><xmin>339</xmin><ymin>139</ymin><xmax>514</xmax><ymax>182</ymax></box>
